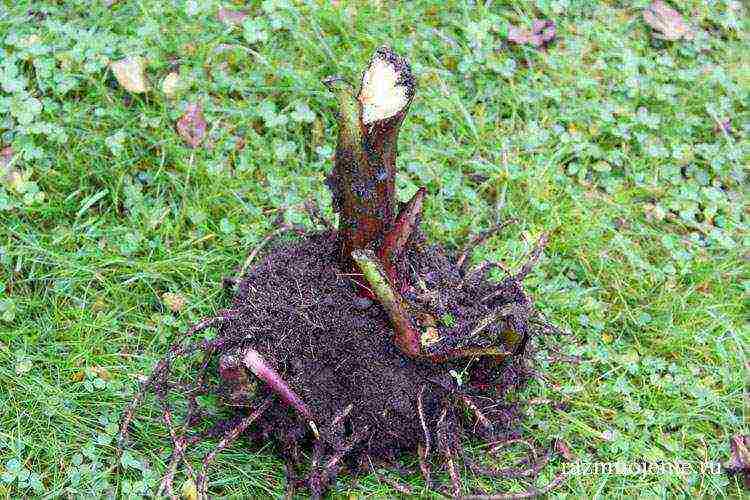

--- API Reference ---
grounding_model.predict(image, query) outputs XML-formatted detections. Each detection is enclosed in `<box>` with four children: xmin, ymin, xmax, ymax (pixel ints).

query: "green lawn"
<box><xmin>1</xmin><ymin>0</ymin><xmax>748</xmax><ymax>497</ymax></box>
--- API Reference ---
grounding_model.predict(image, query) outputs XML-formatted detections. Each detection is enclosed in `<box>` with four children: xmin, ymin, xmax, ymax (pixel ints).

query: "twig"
<box><xmin>196</xmin><ymin>396</ymin><xmax>273</xmax><ymax>495</ymax></box>
<box><xmin>236</xmin><ymin>224</ymin><xmax>292</xmax><ymax>280</ymax></box>
<box><xmin>458</xmin><ymin>472</ymin><xmax>567</xmax><ymax>499</ymax></box>
<box><xmin>303</xmin><ymin>199</ymin><xmax>334</xmax><ymax>232</ymax></box>
<box><xmin>457</xmin><ymin>219</ymin><xmax>517</xmax><ymax>272</ymax></box>
<box><xmin>514</xmin><ymin>233</ymin><xmax>549</xmax><ymax>281</ymax></box>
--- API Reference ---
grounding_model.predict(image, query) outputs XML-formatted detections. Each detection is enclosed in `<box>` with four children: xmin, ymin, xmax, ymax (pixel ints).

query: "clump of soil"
<box><xmin>119</xmin><ymin>225</ymin><xmax>563</xmax><ymax>498</ymax></box>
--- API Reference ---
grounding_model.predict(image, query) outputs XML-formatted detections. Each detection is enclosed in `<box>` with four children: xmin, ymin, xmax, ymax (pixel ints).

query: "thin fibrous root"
<box><xmin>464</xmin><ymin>304</ymin><xmax>526</xmax><ymax>338</ymax></box>
<box><xmin>303</xmin><ymin>199</ymin><xmax>335</xmax><ymax>232</ymax></box>
<box><xmin>309</xmin><ymin>429</ymin><xmax>369</xmax><ymax>499</ymax></box>
<box><xmin>514</xmin><ymin>233</ymin><xmax>549</xmax><ymax>281</ymax></box>
<box><xmin>323</xmin><ymin>428</ymin><xmax>369</xmax><ymax>478</ymax></box>
<box><xmin>240</xmin><ymin>347</ymin><xmax>314</xmax><ymax>421</ymax></box>
<box><xmin>429</xmin><ymin>347</ymin><xmax>513</xmax><ymax>364</ymax></box>
<box><xmin>461</xmin><ymin>446</ymin><xmax>552</xmax><ymax>480</ymax></box>
<box><xmin>417</xmin><ymin>385</ymin><xmax>432</xmax><ymax>486</ymax></box>
<box><xmin>437</xmin><ymin>408</ymin><xmax>462</xmax><ymax>497</ymax></box>
<box><xmin>157</xmin><ymin>347</ymin><xmax>216</xmax><ymax>497</ymax></box>
<box><xmin>157</xmin><ymin>409</ymin><xmax>196</xmax><ymax>498</ymax></box>
<box><xmin>117</xmin><ymin>314</ymin><xmax>233</xmax><ymax>453</ymax></box>
<box><xmin>196</xmin><ymin>396</ymin><xmax>273</xmax><ymax>496</ymax></box>
<box><xmin>323</xmin><ymin>403</ymin><xmax>354</xmax><ymax>446</ymax></box>
<box><xmin>460</xmin><ymin>396</ymin><xmax>492</xmax><ymax>430</ymax></box>
<box><xmin>457</xmin><ymin>219</ymin><xmax>517</xmax><ymax>273</ymax></box>
<box><xmin>371</xmin><ymin>466</ymin><xmax>414</xmax><ymax>495</ymax></box>
<box><xmin>488</xmin><ymin>438</ymin><xmax>538</xmax><ymax>462</ymax></box>
<box><xmin>236</xmin><ymin>223</ymin><xmax>293</xmax><ymax>280</ymax></box>
<box><xmin>458</xmin><ymin>472</ymin><xmax>567</xmax><ymax>499</ymax></box>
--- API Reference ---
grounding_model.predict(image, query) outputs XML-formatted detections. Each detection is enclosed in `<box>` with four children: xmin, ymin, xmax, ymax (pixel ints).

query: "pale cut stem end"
<box><xmin>358</xmin><ymin>46</ymin><xmax>414</xmax><ymax>125</ymax></box>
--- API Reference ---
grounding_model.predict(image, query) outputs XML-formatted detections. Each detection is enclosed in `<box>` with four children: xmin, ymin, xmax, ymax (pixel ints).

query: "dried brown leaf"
<box><xmin>555</xmin><ymin>438</ymin><xmax>575</xmax><ymax>461</ymax></box>
<box><xmin>111</xmin><ymin>56</ymin><xmax>149</xmax><ymax>93</ymax></box>
<box><xmin>1</xmin><ymin>146</ymin><xmax>13</xmax><ymax>171</ymax></box>
<box><xmin>176</xmin><ymin>103</ymin><xmax>206</xmax><ymax>149</ymax></box>
<box><xmin>162</xmin><ymin>292</ymin><xmax>186</xmax><ymax>312</ymax></box>
<box><xmin>643</xmin><ymin>1</ymin><xmax>693</xmax><ymax>41</ymax></box>
<box><xmin>92</xmin><ymin>366</ymin><xmax>112</xmax><ymax>381</ymax></box>
<box><xmin>507</xmin><ymin>19</ymin><xmax>556</xmax><ymax>48</ymax></box>
<box><xmin>723</xmin><ymin>434</ymin><xmax>750</xmax><ymax>489</ymax></box>
<box><xmin>217</xmin><ymin>7</ymin><xmax>248</xmax><ymax>26</ymax></box>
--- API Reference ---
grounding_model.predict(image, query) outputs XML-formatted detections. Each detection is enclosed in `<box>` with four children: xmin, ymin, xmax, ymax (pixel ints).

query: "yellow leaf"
<box><xmin>162</xmin><ymin>72</ymin><xmax>181</xmax><ymax>98</ymax></box>
<box><xmin>420</xmin><ymin>327</ymin><xmax>440</xmax><ymax>347</ymax></box>
<box><xmin>181</xmin><ymin>478</ymin><xmax>198</xmax><ymax>500</ymax></box>
<box><xmin>111</xmin><ymin>57</ymin><xmax>148</xmax><ymax>93</ymax></box>
<box><xmin>92</xmin><ymin>366</ymin><xmax>111</xmax><ymax>381</ymax></box>
<box><xmin>162</xmin><ymin>292</ymin><xmax>186</xmax><ymax>313</ymax></box>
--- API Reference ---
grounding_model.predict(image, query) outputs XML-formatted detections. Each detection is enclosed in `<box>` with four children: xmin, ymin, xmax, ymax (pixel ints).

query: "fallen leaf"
<box><xmin>217</xmin><ymin>7</ymin><xmax>248</xmax><ymax>25</ymax></box>
<box><xmin>92</xmin><ymin>366</ymin><xmax>112</xmax><ymax>381</ymax></box>
<box><xmin>71</xmin><ymin>371</ymin><xmax>85</xmax><ymax>382</ymax></box>
<box><xmin>181</xmin><ymin>478</ymin><xmax>198</xmax><ymax>500</ymax></box>
<box><xmin>507</xmin><ymin>19</ymin><xmax>556</xmax><ymax>47</ymax></box>
<box><xmin>723</xmin><ymin>434</ymin><xmax>750</xmax><ymax>488</ymax></box>
<box><xmin>161</xmin><ymin>72</ymin><xmax>181</xmax><ymax>98</ymax></box>
<box><xmin>176</xmin><ymin>103</ymin><xmax>206</xmax><ymax>149</ymax></box>
<box><xmin>162</xmin><ymin>292</ymin><xmax>186</xmax><ymax>312</ymax></box>
<box><xmin>643</xmin><ymin>1</ymin><xmax>693</xmax><ymax>41</ymax></box>
<box><xmin>15</xmin><ymin>358</ymin><xmax>32</xmax><ymax>375</ymax></box>
<box><xmin>714</xmin><ymin>118</ymin><xmax>732</xmax><ymax>136</ymax></box>
<box><xmin>555</xmin><ymin>439</ymin><xmax>576</xmax><ymax>461</ymax></box>
<box><xmin>420</xmin><ymin>327</ymin><xmax>440</xmax><ymax>347</ymax></box>
<box><xmin>1</xmin><ymin>147</ymin><xmax>14</xmax><ymax>177</ymax></box>
<box><xmin>111</xmin><ymin>57</ymin><xmax>149</xmax><ymax>93</ymax></box>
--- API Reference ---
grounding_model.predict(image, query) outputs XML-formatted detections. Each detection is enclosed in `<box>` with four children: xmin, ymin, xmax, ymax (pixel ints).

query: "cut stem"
<box><xmin>325</xmin><ymin>47</ymin><xmax>416</xmax><ymax>271</ymax></box>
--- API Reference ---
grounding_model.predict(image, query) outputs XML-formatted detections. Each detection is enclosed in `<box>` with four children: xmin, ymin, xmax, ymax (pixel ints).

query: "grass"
<box><xmin>0</xmin><ymin>0</ymin><xmax>747</xmax><ymax>497</ymax></box>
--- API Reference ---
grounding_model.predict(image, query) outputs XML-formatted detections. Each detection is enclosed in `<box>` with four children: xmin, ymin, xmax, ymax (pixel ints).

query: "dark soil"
<box><xmin>119</xmin><ymin>227</ymin><xmax>561</xmax><ymax>498</ymax></box>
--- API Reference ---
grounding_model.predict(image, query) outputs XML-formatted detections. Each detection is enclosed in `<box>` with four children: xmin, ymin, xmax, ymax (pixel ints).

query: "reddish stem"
<box><xmin>378</xmin><ymin>187</ymin><xmax>426</xmax><ymax>289</ymax></box>
<box><xmin>242</xmin><ymin>348</ymin><xmax>313</xmax><ymax>420</ymax></box>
